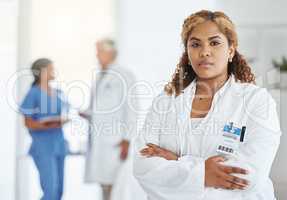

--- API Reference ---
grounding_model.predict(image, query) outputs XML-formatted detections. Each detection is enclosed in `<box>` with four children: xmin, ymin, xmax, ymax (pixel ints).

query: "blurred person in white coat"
<box><xmin>80</xmin><ymin>38</ymin><xmax>138</xmax><ymax>200</ymax></box>
<box><xmin>134</xmin><ymin>10</ymin><xmax>281</xmax><ymax>200</ymax></box>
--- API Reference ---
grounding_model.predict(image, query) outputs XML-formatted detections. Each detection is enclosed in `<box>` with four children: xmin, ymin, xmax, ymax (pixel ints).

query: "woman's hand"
<box><xmin>24</xmin><ymin>117</ymin><xmax>61</xmax><ymax>130</ymax></box>
<box><xmin>140</xmin><ymin>143</ymin><xmax>178</xmax><ymax>160</ymax></box>
<box><xmin>205</xmin><ymin>156</ymin><xmax>249</xmax><ymax>190</ymax></box>
<box><xmin>42</xmin><ymin>118</ymin><xmax>69</xmax><ymax>129</ymax></box>
<box><xmin>42</xmin><ymin>121</ymin><xmax>62</xmax><ymax>129</ymax></box>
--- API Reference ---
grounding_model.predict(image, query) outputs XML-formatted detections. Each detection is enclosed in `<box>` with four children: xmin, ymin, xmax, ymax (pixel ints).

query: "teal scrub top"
<box><xmin>20</xmin><ymin>85</ymin><xmax>68</xmax><ymax>156</ymax></box>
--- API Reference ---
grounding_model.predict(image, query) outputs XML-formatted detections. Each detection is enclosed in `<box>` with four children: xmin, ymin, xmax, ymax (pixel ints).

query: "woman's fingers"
<box><xmin>140</xmin><ymin>144</ymin><xmax>166</xmax><ymax>158</ymax></box>
<box><xmin>219</xmin><ymin>171</ymin><xmax>249</xmax><ymax>187</ymax></box>
<box><xmin>140</xmin><ymin>144</ymin><xmax>178</xmax><ymax>160</ymax></box>
<box><xmin>146</xmin><ymin>144</ymin><xmax>163</xmax><ymax>154</ymax></box>
<box><xmin>140</xmin><ymin>147</ymin><xmax>159</xmax><ymax>157</ymax></box>
<box><xmin>146</xmin><ymin>143</ymin><xmax>160</xmax><ymax>149</ymax></box>
<box><xmin>140</xmin><ymin>148</ymin><xmax>148</xmax><ymax>152</ymax></box>
<box><xmin>140</xmin><ymin>147</ymin><xmax>153</xmax><ymax>153</ymax></box>
<box><xmin>221</xmin><ymin>165</ymin><xmax>249</xmax><ymax>175</ymax></box>
<box><xmin>215</xmin><ymin>165</ymin><xmax>249</xmax><ymax>190</ymax></box>
<box><xmin>205</xmin><ymin>156</ymin><xmax>250</xmax><ymax>190</ymax></box>
<box><xmin>146</xmin><ymin>143</ymin><xmax>173</xmax><ymax>154</ymax></box>
<box><xmin>220</xmin><ymin>180</ymin><xmax>246</xmax><ymax>190</ymax></box>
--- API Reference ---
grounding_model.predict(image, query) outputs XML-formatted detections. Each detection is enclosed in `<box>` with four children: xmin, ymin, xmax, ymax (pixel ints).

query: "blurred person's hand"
<box><xmin>79</xmin><ymin>112</ymin><xmax>91</xmax><ymax>120</ymax></box>
<box><xmin>41</xmin><ymin>117</ymin><xmax>70</xmax><ymax>129</ymax></box>
<box><xmin>119</xmin><ymin>140</ymin><xmax>130</xmax><ymax>161</ymax></box>
<box><xmin>42</xmin><ymin>121</ymin><xmax>62</xmax><ymax>129</ymax></box>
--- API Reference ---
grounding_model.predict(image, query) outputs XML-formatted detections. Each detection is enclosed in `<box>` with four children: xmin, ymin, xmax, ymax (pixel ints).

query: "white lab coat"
<box><xmin>134</xmin><ymin>76</ymin><xmax>281</xmax><ymax>200</ymax></box>
<box><xmin>84</xmin><ymin>64</ymin><xmax>138</xmax><ymax>185</ymax></box>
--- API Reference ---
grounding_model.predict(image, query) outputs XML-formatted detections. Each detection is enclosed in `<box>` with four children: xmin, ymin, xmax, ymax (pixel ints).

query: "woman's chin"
<box><xmin>196</xmin><ymin>73</ymin><xmax>216</xmax><ymax>80</ymax></box>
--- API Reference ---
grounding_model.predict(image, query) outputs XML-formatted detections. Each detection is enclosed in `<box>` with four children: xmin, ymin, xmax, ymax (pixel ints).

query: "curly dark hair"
<box><xmin>165</xmin><ymin>10</ymin><xmax>255</xmax><ymax>96</ymax></box>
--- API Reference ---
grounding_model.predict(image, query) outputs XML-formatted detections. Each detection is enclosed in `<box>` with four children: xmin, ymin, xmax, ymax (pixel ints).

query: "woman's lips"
<box><xmin>198</xmin><ymin>61</ymin><xmax>214</xmax><ymax>68</ymax></box>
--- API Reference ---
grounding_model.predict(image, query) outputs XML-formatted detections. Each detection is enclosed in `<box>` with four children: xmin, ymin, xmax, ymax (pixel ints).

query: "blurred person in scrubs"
<box><xmin>134</xmin><ymin>10</ymin><xmax>281</xmax><ymax>200</ymax></box>
<box><xmin>80</xmin><ymin>38</ymin><xmax>139</xmax><ymax>200</ymax></box>
<box><xmin>20</xmin><ymin>58</ymin><xmax>69</xmax><ymax>200</ymax></box>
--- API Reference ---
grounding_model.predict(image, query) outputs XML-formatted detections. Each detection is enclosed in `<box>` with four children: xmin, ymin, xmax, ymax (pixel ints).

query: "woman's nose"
<box><xmin>199</xmin><ymin>45</ymin><xmax>211</xmax><ymax>57</ymax></box>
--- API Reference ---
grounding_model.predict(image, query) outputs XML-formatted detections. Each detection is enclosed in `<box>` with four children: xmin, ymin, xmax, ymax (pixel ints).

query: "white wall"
<box><xmin>215</xmin><ymin>0</ymin><xmax>287</xmax><ymax>77</ymax></box>
<box><xmin>215</xmin><ymin>0</ymin><xmax>287</xmax><ymax>25</ymax></box>
<box><xmin>0</xmin><ymin>0</ymin><xmax>17</xmax><ymax>200</ymax></box>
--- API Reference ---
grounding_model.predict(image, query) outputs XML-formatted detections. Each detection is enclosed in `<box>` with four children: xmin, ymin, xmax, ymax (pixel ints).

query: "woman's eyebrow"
<box><xmin>208</xmin><ymin>35</ymin><xmax>222</xmax><ymax>40</ymax></box>
<box><xmin>189</xmin><ymin>37</ymin><xmax>201</xmax><ymax>42</ymax></box>
<box><xmin>189</xmin><ymin>35</ymin><xmax>222</xmax><ymax>42</ymax></box>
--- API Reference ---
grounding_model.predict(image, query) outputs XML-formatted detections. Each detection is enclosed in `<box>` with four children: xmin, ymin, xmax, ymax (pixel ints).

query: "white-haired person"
<box><xmin>80</xmin><ymin>39</ymin><xmax>139</xmax><ymax>200</ymax></box>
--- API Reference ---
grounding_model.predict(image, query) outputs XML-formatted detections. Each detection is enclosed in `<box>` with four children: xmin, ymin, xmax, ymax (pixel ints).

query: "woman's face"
<box><xmin>40</xmin><ymin>63</ymin><xmax>55</xmax><ymax>82</ymax></box>
<box><xmin>187</xmin><ymin>21</ymin><xmax>235</xmax><ymax>80</ymax></box>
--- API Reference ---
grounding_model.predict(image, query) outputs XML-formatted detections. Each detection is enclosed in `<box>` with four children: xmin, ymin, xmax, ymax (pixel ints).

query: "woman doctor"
<box><xmin>134</xmin><ymin>10</ymin><xmax>281</xmax><ymax>200</ymax></box>
<box><xmin>20</xmin><ymin>58</ymin><xmax>69</xmax><ymax>200</ymax></box>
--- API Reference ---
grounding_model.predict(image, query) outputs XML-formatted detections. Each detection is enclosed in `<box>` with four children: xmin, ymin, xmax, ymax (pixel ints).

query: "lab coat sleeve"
<box><xmin>226</xmin><ymin>88</ymin><xmax>281</xmax><ymax>196</ymax></box>
<box><xmin>81</xmin><ymin>81</ymin><xmax>96</xmax><ymax>119</ymax></box>
<box><xmin>133</xmin><ymin>95</ymin><xmax>205</xmax><ymax>199</ymax></box>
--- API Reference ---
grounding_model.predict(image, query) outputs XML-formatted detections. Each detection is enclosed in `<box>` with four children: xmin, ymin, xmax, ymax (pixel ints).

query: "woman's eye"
<box><xmin>190</xmin><ymin>43</ymin><xmax>200</xmax><ymax>48</ymax></box>
<box><xmin>210</xmin><ymin>41</ymin><xmax>220</xmax><ymax>46</ymax></box>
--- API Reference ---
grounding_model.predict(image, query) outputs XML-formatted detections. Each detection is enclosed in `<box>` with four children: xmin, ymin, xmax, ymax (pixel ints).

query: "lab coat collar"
<box><xmin>104</xmin><ymin>62</ymin><xmax>117</xmax><ymax>71</ymax></box>
<box><xmin>96</xmin><ymin>62</ymin><xmax>118</xmax><ymax>74</ymax></box>
<box><xmin>96</xmin><ymin>62</ymin><xmax>118</xmax><ymax>81</ymax></box>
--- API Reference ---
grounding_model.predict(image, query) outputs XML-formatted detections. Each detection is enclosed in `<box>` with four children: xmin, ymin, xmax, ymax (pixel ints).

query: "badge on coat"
<box><xmin>217</xmin><ymin>122</ymin><xmax>246</xmax><ymax>156</ymax></box>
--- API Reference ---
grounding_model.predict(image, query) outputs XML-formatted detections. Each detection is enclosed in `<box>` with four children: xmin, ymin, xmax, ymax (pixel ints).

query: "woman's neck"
<box><xmin>38</xmin><ymin>80</ymin><xmax>50</xmax><ymax>92</ymax></box>
<box><xmin>195</xmin><ymin>74</ymin><xmax>228</xmax><ymax>97</ymax></box>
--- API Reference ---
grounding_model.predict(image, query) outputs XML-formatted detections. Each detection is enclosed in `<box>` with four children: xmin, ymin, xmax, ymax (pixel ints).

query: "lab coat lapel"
<box><xmin>95</xmin><ymin>63</ymin><xmax>118</xmax><ymax>91</ymax></box>
<box><xmin>97</xmin><ymin>72</ymin><xmax>112</xmax><ymax>90</ymax></box>
<box><xmin>174</xmin><ymin>80</ymin><xmax>196</xmax><ymax>124</ymax></box>
<box><xmin>172</xmin><ymin>81</ymin><xmax>195</xmax><ymax>156</ymax></box>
